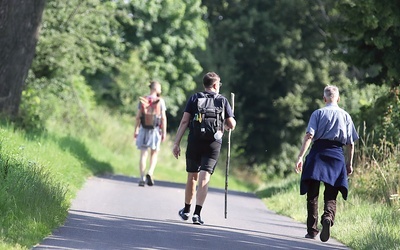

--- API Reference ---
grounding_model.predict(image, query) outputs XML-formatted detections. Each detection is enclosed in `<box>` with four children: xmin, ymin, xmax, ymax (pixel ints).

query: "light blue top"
<box><xmin>306</xmin><ymin>103</ymin><xmax>359</xmax><ymax>145</ymax></box>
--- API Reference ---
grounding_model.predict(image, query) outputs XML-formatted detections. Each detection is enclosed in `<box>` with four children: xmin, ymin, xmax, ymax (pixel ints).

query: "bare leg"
<box><xmin>147</xmin><ymin>149</ymin><xmax>158</xmax><ymax>176</ymax></box>
<box><xmin>185</xmin><ymin>172</ymin><xmax>198</xmax><ymax>204</ymax></box>
<box><xmin>196</xmin><ymin>170</ymin><xmax>211</xmax><ymax>206</ymax></box>
<box><xmin>139</xmin><ymin>148</ymin><xmax>148</xmax><ymax>181</ymax></box>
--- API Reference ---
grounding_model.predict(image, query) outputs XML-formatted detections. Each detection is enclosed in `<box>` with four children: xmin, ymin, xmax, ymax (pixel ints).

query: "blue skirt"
<box><xmin>136</xmin><ymin>127</ymin><xmax>161</xmax><ymax>151</ymax></box>
<box><xmin>300</xmin><ymin>140</ymin><xmax>349</xmax><ymax>200</ymax></box>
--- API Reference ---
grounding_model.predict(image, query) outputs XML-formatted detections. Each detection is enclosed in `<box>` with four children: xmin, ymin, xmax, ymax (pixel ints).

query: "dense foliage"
<box><xmin>21</xmin><ymin>0</ymin><xmax>208</xmax><ymax>130</ymax></box>
<box><xmin>6</xmin><ymin>0</ymin><xmax>400</xmax><ymax>175</ymax></box>
<box><xmin>331</xmin><ymin>0</ymin><xmax>400</xmax><ymax>86</ymax></box>
<box><xmin>100</xmin><ymin>0</ymin><xmax>208</xmax><ymax>115</ymax></box>
<box><xmin>1</xmin><ymin>1</ymin><xmax>399</xmax><ymax>248</ymax></box>
<box><xmin>200</xmin><ymin>0</ymin><xmax>353</xmax><ymax>174</ymax></box>
<box><xmin>329</xmin><ymin>0</ymin><xmax>400</xmax><ymax>147</ymax></box>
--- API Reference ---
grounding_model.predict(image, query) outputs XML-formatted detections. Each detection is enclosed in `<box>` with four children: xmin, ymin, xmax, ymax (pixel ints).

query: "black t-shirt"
<box><xmin>184</xmin><ymin>91</ymin><xmax>234</xmax><ymax>141</ymax></box>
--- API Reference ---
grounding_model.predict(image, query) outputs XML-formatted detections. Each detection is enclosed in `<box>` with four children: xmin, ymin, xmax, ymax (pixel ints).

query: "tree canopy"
<box><xmin>200</xmin><ymin>0</ymin><xmax>351</xmax><ymax>173</ymax></box>
<box><xmin>2</xmin><ymin>0</ymin><xmax>399</xmax><ymax>175</ymax></box>
<box><xmin>330</xmin><ymin>0</ymin><xmax>400</xmax><ymax>86</ymax></box>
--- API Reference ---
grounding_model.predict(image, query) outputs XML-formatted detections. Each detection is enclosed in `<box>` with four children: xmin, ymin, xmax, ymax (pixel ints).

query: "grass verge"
<box><xmin>0</xmin><ymin>109</ymin><xmax>254</xmax><ymax>249</ymax></box>
<box><xmin>258</xmin><ymin>174</ymin><xmax>400</xmax><ymax>249</ymax></box>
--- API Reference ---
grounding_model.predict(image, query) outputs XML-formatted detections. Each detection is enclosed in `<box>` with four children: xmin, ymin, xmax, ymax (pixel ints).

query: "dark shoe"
<box><xmin>320</xmin><ymin>219</ymin><xmax>331</xmax><ymax>242</ymax></box>
<box><xmin>178</xmin><ymin>209</ymin><xmax>190</xmax><ymax>221</ymax></box>
<box><xmin>305</xmin><ymin>233</ymin><xmax>316</xmax><ymax>239</ymax></box>
<box><xmin>192</xmin><ymin>214</ymin><xmax>204</xmax><ymax>225</ymax></box>
<box><xmin>146</xmin><ymin>174</ymin><xmax>154</xmax><ymax>186</ymax></box>
<box><xmin>138</xmin><ymin>180</ymin><xmax>145</xmax><ymax>187</ymax></box>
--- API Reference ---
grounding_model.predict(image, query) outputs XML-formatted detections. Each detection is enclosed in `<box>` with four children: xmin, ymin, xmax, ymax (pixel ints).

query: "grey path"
<box><xmin>33</xmin><ymin>175</ymin><xmax>349</xmax><ymax>250</ymax></box>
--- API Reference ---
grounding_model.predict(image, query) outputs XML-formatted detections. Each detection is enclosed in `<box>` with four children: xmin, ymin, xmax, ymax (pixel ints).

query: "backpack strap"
<box><xmin>198</xmin><ymin>91</ymin><xmax>219</xmax><ymax>99</ymax></box>
<box><xmin>214</xmin><ymin>94</ymin><xmax>223</xmax><ymax>131</ymax></box>
<box><xmin>153</xmin><ymin>97</ymin><xmax>161</xmax><ymax>114</ymax></box>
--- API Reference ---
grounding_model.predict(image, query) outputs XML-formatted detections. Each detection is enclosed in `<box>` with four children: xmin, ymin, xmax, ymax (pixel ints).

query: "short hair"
<box><xmin>203</xmin><ymin>72</ymin><xmax>220</xmax><ymax>88</ymax></box>
<box><xmin>149</xmin><ymin>80</ymin><xmax>160</xmax><ymax>89</ymax></box>
<box><xmin>324</xmin><ymin>85</ymin><xmax>339</xmax><ymax>100</ymax></box>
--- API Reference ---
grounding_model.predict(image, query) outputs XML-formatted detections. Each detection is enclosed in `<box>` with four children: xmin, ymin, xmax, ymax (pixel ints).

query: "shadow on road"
<box><xmin>100</xmin><ymin>174</ymin><xmax>257</xmax><ymax>198</ymax></box>
<box><xmin>36</xmin><ymin>209</ymin><xmax>347</xmax><ymax>250</ymax></box>
<box><xmin>34</xmin><ymin>174</ymin><xmax>349</xmax><ymax>250</ymax></box>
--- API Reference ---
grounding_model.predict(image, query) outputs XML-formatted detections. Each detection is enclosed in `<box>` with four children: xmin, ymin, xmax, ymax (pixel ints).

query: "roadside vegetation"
<box><xmin>1</xmin><ymin>0</ymin><xmax>399</xmax><ymax>250</ymax></box>
<box><xmin>259</xmin><ymin>136</ymin><xmax>400</xmax><ymax>250</ymax></box>
<box><xmin>0</xmin><ymin>106</ymin><xmax>253</xmax><ymax>249</ymax></box>
<box><xmin>2</xmin><ymin>103</ymin><xmax>400</xmax><ymax>249</ymax></box>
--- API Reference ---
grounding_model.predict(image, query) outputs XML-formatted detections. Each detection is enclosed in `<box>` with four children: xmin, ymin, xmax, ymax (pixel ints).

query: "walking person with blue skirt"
<box><xmin>134</xmin><ymin>80</ymin><xmax>167</xmax><ymax>187</ymax></box>
<box><xmin>295</xmin><ymin>85</ymin><xmax>359</xmax><ymax>242</ymax></box>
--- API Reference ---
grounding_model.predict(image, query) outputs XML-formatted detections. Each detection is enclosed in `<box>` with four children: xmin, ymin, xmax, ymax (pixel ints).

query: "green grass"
<box><xmin>2</xmin><ymin>105</ymin><xmax>399</xmax><ymax>249</ymax></box>
<box><xmin>0</xmin><ymin>128</ymin><xmax>75</xmax><ymax>249</ymax></box>
<box><xmin>0</xmin><ymin>109</ymin><xmax>255</xmax><ymax>249</ymax></box>
<box><xmin>259</xmin><ymin>174</ymin><xmax>400</xmax><ymax>250</ymax></box>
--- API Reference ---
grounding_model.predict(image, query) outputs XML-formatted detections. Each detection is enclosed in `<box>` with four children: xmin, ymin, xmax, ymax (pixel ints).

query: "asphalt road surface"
<box><xmin>33</xmin><ymin>175</ymin><xmax>349</xmax><ymax>250</ymax></box>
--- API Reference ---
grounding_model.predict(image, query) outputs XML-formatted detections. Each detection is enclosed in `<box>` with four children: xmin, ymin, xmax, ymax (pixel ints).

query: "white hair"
<box><xmin>324</xmin><ymin>85</ymin><xmax>339</xmax><ymax>100</ymax></box>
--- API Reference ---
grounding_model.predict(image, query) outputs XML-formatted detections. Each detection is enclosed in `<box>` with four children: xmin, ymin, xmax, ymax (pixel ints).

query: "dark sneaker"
<box><xmin>178</xmin><ymin>209</ymin><xmax>190</xmax><ymax>221</ymax></box>
<box><xmin>305</xmin><ymin>233</ymin><xmax>316</xmax><ymax>239</ymax></box>
<box><xmin>320</xmin><ymin>219</ymin><xmax>331</xmax><ymax>242</ymax></box>
<box><xmin>192</xmin><ymin>214</ymin><xmax>204</xmax><ymax>225</ymax></box>
<box><xmin>138</xmin><ymin>180</ymin><xmax>145</xmax><ymax>187</ymax></box>
<box><xmin>146</xmin><ymin>174</ymin><xmax>154</xmax><ymax>186</ymax></box>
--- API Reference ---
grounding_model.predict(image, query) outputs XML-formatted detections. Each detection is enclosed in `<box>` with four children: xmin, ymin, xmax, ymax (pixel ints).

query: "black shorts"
<box><xmin>185</xmin><ymin>139</ymin><xmax>222</xmax><ymax>174</ymax></box>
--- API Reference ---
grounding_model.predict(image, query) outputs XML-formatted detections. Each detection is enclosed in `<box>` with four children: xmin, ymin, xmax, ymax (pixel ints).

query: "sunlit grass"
<box><xmin>259</xmin><ymin>174</ymin><xmax>400</xmax><ymax>249</ymax></box>
<box><xmin>0</xmin><ymin>107</ymin><xmax>255</xmax><ymax>249</ymax></box>
<box><xmin>0</xmin><ymin>128</ymin><xmax>71</xmax><ymax>248</ymax></box>
<box><xmin>258</xmin><ymin>123</ymin><xmax>400</xmax><ymax>249</ymax></box>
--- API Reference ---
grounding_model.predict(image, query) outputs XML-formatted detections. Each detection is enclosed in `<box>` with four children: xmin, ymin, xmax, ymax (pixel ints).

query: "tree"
<box><xmin>330</xmin><ymin>0</ymin><xmax>400</xmax><ymax>87</ymax></box>
<box><xmin>0</xmin><ymin>0</ymin><xmax>46</xmax><ymax>118</ymax></box>
<box><xmin>328</xmin><ymin>0</ymin><xmax>400</xmax><ymax>145</ymax></box>
<box><xmin>202</xmin><ymin>0</ymin><xmax>346</xmax><ymax>173</ymax></box>
<box><xmin>22</xmin><ymin>0</ymin><xmax>125</xmax><ymax>128</ymax></box>
<box><xmin>115</xmin><ymin>0</ymin><xmax>208</xmax><ymax>116</ymax></box>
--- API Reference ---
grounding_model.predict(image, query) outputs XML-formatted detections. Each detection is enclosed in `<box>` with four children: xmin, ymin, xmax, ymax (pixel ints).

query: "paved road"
<box><xmin>33</xmin><ymin>175</ymin><xmax>349</xmax><ymax>250</ymax></box>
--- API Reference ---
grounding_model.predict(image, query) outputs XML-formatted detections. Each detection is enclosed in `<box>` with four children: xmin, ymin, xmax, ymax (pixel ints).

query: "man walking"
<box><xmin>295</xmin><ymin>85</ymin><xmax>359</xmax><ymax>242</ymax></box>
<box><xmin>134</xmin><ymin>80</ymin><xmax>167</xmax><ymax>187</ymax></box>
<box><xmin>172</xmin><ymin>72</ymin><xmax>236</xmax><ymax>225</ymax></box>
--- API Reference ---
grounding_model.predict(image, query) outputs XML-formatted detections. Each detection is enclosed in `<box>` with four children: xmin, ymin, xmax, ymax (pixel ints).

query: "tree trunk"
<box><xmin>0</xmin><ymin>0</ymin><xmax>46</xmax><ymax>118</ymax></box>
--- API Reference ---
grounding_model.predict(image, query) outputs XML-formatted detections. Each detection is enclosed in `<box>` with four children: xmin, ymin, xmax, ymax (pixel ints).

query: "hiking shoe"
<box><xmin>146</xmin><ymin>174</ymin><xmax>154</xmax><ymax>186</ymax></box>
<box><xmin>305</xmin><ymin>233</ymin><xmax>317</xmax><ymax>239</ymax></box>
<box><xmin>138</xmin><ymin>180</ymin><xmax>145</xmax><ymax>187</ymax></box>
<box><xmin>178</xmin><ymin>209</ymin><xmax>190</xmax><ymax>221</ymax></box>
<box><xmin>192</xmin><ymin>214</ymin><xmax>204</xmax><ymax>225</ymax></box>
<box><xmin>320</xmin><ymin>219</ymin><xmax>331</xmax><ymax>242</ymax></box>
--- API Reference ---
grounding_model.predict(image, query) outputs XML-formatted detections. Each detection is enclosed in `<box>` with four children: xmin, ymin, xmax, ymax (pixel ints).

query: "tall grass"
<box><xmin>258</xmin><ymin>131</ymin><xmax>400</xmax><ymax>249</ymax></box>
<box><xmin>0</xmin><ymin>128</ymin><xmax>71</xmax><ymax>249</ymax></box>
<box><xmin>353</xmin><ymin>125</ymin><xmax>400</xmax><ymax>208</ymax></box>
<box><xmin>262</xmin><ymin>178</ymin><xmax>400</xmax><ymax>249</ymax></box>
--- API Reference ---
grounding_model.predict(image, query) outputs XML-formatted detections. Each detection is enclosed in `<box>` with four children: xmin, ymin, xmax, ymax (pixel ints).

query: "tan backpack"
<box><xmin>139</xmin><ymin>96</ymin><xmax>162</xmax><ymax>129</ymax></box>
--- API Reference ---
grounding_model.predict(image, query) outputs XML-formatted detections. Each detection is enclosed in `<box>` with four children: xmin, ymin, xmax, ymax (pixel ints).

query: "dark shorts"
<box><xmin>185</xmin><ymin>139</ymin><xmax>222</xmax><ymax>174</ymax></box>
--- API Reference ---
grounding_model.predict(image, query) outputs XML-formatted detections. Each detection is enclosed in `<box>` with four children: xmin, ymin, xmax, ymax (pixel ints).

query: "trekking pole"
<box><xmin>225</xmin><ymin>92</ymin><xmax>234</xmax><ymax>219</ymax></box>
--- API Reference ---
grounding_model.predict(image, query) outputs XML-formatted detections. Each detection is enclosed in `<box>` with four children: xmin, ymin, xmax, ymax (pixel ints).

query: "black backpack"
<box><xmin>191</xmin><ymin>92</ymin><xmax>225</xmax><ymax>140</ymax></box>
